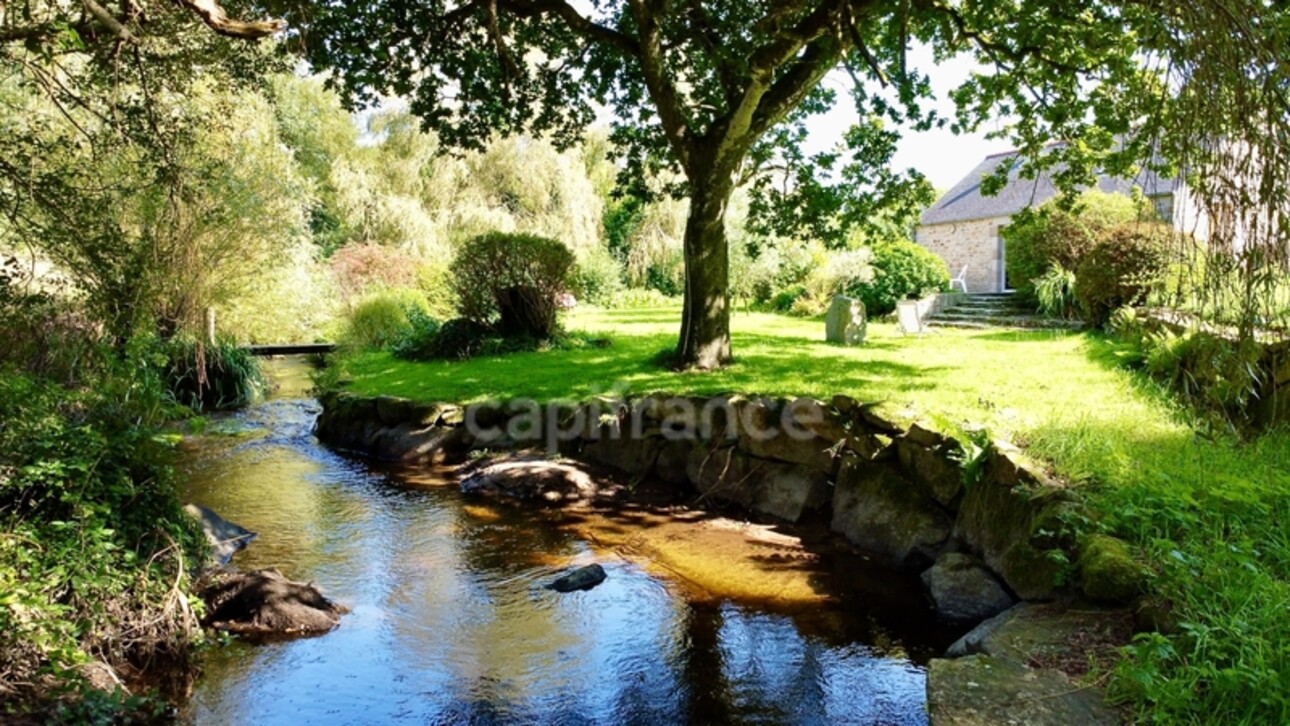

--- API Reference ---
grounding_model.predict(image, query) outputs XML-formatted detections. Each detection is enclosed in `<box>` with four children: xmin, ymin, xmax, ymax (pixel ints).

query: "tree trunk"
<box><xmin>676</xmin><ymin>168</ymin><xmax>736</xmax><ymax>369</ymax></box>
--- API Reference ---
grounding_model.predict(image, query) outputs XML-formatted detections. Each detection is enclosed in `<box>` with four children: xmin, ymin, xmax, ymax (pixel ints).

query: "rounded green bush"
<box><xmin>451</xmin><ymin>232</ymin><xmax>574</xmax><ymax>339</ymax></box>
<box><xmin>1074</xmin><ymin>223</ymin><xmax>1173</xmax><ymax>327</ymax></box>
<box><xmin>848</xmin><ymin>239</ymin><xmax>948</xmax><ymax>315</ymax></box>
<box><xmin>342</xmin><ymin>288</ymin><xmax>430</xmax><ymax>351</ymax></box>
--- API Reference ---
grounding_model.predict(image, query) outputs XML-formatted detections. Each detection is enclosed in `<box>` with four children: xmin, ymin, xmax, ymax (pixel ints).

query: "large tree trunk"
<box><xmin>676</xmin><ymin>168</ymin><xmax>736</xmax><ymax>369</ymax></box>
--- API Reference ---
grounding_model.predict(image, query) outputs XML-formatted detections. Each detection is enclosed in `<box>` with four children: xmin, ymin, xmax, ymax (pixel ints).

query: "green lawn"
<box><xmin>333</xmin><ymin>306</ymin><xmax>1290</xmax><ymax>723</ymax></box>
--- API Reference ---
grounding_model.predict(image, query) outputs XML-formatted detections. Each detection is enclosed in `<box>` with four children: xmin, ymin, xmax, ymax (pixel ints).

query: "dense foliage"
<box><xmin>450</xmin><ymin>233</ymin><xmax>574</xmax><ymax>340</ymax></box>
<box><xmin>0</xmin><ymin>367</ymin><xmax>205</xmax><ymax>713</ymax></box>
<box><xmin>1002</xmin><ymin>190</ymin><xmax>1145</xmax><ymax>303</ymax></box>
<box><xmin>848</xmin><ymin>239</ymin><xmax>949</xmax><ymax>316</ymax></box>
<box><xmin>1074</xmin><ymin>224</ymin><xmax>1175</xmax><ymax>327</ymax></box>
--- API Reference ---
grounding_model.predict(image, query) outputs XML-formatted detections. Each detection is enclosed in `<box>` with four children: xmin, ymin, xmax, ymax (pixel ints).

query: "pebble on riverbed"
<box><xmin>547</xmin><ymin>564</ymin><xmax>608</xmax><ymax>593</ymax></box>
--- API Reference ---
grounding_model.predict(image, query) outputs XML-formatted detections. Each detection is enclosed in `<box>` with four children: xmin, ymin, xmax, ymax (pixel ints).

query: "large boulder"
<box><xmin>460</xmin><ymin>458</ymin><xmax>604</xmax><ymax>504</ymax></box>
<box><xmin>931</xmin><ymin>602</ymin><xmax>1133</xmax><ymax>726</ymax></box>
<box><xmin>580</xmin><ymin>435</ymin><xmax>663</xmax><ymax>477</ymax></box>
<box><xmin>896</xmin><ymin>425</ymin><xmax>965</xmax><ymax>507</ymax></box>
<box><xmin>825</xmin><ymin>295</ymin><xmax>867</xmax><ymax>345</ymax></box>
<box><xmin>953</xmin><ymin>446</ymin><xmax>1071</xmax><ymax>600</ymax></box>
<box><xmin>830</xmin><ymin>457</ymin><xmax>952</xmax><ymax>569</ymax></box>
<box><xmin>945</xmin><ymin>602</ymin><xmax>1133</xmax><ymax>663</ymax></box>
<box><xmin>686</xmin><ymin>446</ymin><xmax>829</xmax><ymax>522</ymax></box>
<box><xmin>921</xmin><ymin>552</ymin><xmax>1015</xmax><ymax>622</ymax></box>
<box><xmin>926</xmin><ymin>655</ymin><xmax>1119</xmax><ymax>726</ymax></box>
<box><xmin>653</xmin><ymin>439</ymin><xmax>694</xmax><ymax>486</ymax></box>
<box><xmin>201</xmin><ymin>569</ymin><xmax>347</xmax><ymax>637</ymax></box>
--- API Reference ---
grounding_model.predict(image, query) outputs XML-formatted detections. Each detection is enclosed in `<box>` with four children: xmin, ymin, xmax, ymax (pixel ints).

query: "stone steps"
<box><xmin>930</xmin><ymin>314</ymin><xmax>1085</xmax><ymax>330</ymax></box>
<box><xmin>929</xmin><ymin>293</ymin><xmax>1084</xmax><ymax>331</ymax></box>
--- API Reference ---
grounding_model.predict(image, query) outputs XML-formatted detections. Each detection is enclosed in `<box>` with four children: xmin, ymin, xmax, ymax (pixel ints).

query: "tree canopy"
<box><xmin>271</xmin><ymin>0</ymin><xmax>1234</xmax><ymax>367</ymax></box>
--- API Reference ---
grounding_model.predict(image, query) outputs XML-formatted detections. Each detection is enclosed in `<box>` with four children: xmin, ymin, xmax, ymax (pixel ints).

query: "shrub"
<box><xmin>768</xmin><ymin>283</ymin><xmax>808</xmax><ymax>313</ymax></box>
<box><xmin>329</xmin><ymin>243</ymin><xmax>419</xmax><ymax>303</ymax></box>
<box><xmin>341</xmin><ymin>288</ymin><xmax>430</xmax><ymax>351</ymax></box>
<box><xmin>0</xmin><ymin>374</ymin><xmax>205</xmax><ymax>710</ymax></box>
<box><xmin>451</xmin><ymin>232</ymin><xmax>574</xmax><ymax>339</ymax></box>
<box><xmin>848</xmin><ymin>239</ymin><xmax>948</xmax><ymax>315</ymax></box>
<box><xmin>418</xmin><ymin>317</ymin><xmax>496</xmax><ymax>360</ymax></box>
<box><xmin>1033</xmin><ymin>265</ymin><xmax>1079</xmax><ymax>319</ymax></box>
<box><xmin>1074</xmin><ymin>224</ymin><xmax>1174</xmax><ymax>327</ymax></box>
<box><xmin>1004</xmin><ymin>190</ymin><xmax>1144</xmax><ymax>302</ymax></box>
<box><xmin>805</xmin><ymin>248</ymin><xmax>875</xmax><ymax>300</ymax></box>
<box><xmin>569</xmin><ymin>247</ymin><xmax>626</xmax><ymax>307</ymax></box>
<box><xmin>164</xmin><ymin>336</ymin><xmax>264</xmax><ymax>410</ymax></box>
<box><xmin>388</xmin><ymin>307</ymin><xmax>442</xmax><ymax>360</ymax></box>
<box><xmin>789</xmin><ymin>294</ymin><xmax>827</xmax><ymax>317</ymax></box>
<box><xmin>610</xmin><ymin>287</ymin><xmax>678</xmax><ymax>308</ymax></box>
<box><xmin>414</xmin><ymin>262</ymin><xmax>456</xmax><ymax>319</ymax></box>
<box><xmin>0</xmin><ymin>256</ymin><xmax>105</xmax><ymax>385</ymax></box>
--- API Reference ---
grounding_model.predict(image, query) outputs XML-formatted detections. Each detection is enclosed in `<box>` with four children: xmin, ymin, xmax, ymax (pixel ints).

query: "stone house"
<box><xmin>915</xmin><ymin>151</ymin><xmax>1203</xmax><ymax>293</ymax></box>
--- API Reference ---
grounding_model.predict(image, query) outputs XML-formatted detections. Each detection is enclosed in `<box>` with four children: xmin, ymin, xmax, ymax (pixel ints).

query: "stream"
<box><xmin>178</xmin><ymin>357</ymin><xmax>960</xmax><ymax>725</ymax></box>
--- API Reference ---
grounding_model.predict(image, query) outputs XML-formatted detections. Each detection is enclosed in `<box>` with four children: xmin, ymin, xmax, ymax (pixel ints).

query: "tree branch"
<box><xmin>749</xmin><ymin>35</ymin><xmax>845</xmax><ymax>140</ymax></box>
<box><xmin>81</xmin><ymin>0</ymin><xmax>139</xmax><ymax>45</ymax></box>
<box><xmin>172</xmin><ymin>0</ymin><xmax>285</xmax><ymax>40</ymax></box>
<box><xmin>626</xmin><ymin>0</ymin><xmax>691</xmax><ymax>172</ymax></box>
<box><xmin>920</xmin><ymin>0</ymin><xmax>1097</xmax><ymax>75</ymax></box>
<box><xmin>501</xmin><ymin>0</ymin><xmax>641</xmax><ymax>57</ymax></box>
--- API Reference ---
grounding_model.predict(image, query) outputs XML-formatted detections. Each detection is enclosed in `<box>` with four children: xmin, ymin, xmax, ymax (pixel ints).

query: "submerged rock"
<box><xmin>921</xmin><ymin>553</ymin><xmax>1015</xmax><ymax>622</ymax></box>
<box><xmin>547</xmin><ymin>564</ymin><xmax>607</xmax><ymax>593</ymax></box>
<box><xmin>201</xmin><ymin>569</ymin><xmax>348</xmax><ymax>637</ymax></box>
<box><xmin>184</xmin><ymin>503</ymin><xmax>256</xmax><ymax>566</ymax></box>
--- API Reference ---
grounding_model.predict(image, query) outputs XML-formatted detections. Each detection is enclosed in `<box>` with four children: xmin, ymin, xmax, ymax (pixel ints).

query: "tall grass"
<box><xmin>165</xmin><ymin>336</ymin><xmax>263</xmax><ymax>410</ymax></box>
<box><xmin>1033</xmin><ymin>264</ymin><xmax>1079</xmax><ymax>319</ymax></box>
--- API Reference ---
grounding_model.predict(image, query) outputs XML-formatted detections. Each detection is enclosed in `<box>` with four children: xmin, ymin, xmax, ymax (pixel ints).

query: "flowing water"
<box><xmin>179</xmin><ymin>358</ymin><xmax>960</xmax><ymax>725</ymax></box>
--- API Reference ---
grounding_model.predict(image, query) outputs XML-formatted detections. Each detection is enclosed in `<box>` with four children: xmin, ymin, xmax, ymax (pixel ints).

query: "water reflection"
<box><xmin>182</xmin><ymin>357</ymin><xmax>951</xmax><ymax>725</ymax></box>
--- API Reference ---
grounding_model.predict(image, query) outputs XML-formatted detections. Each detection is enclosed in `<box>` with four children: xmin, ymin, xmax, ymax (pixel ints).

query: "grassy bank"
<box><xmin>329</xmin><ymin>306</ymin><xmax>1290</xmax><ymax>723</ymax></box>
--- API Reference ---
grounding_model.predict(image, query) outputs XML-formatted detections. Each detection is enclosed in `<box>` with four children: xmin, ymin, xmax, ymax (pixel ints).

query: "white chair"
<box><xmin>949</xmin><ymin>265</ymin><xmax>969</xmax><ymax>293</ymax></box>
<box><xmin>896</xmin><ymin>299</ymin><xmax>928</xmax><ymax>336</ymax></box>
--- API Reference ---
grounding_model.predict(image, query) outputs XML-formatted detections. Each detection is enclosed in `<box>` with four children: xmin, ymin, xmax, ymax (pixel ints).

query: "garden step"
<box><xmin>929</xmin><ymin>313</ymin><xmax>1085</xmax><ymax>330</ymax></box>
<box><xmin>943</xmin><ymin>304</ymin><xmax>1033</xmax><ymax>315</ymax></box>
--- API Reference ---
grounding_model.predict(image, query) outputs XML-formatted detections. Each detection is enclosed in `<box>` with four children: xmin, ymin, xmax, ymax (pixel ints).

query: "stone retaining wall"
<box><xmin>315</xmin><ymin>391</ymin><xmax>1144</xmax><ymax>623</ymax></box>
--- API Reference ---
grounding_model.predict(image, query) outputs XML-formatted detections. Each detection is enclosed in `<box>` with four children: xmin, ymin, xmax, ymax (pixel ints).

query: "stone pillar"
<box><xmin>825</xmin><ymin>295</ymin><xmax>867</xmax><ymax>345</ymax></box>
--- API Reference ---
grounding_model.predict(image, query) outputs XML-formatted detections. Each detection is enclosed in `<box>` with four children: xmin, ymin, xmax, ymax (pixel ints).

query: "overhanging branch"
<box><xmin>173</xmin><ymin>0</ymin><xmax>285</xmax><ymax>40</ymax></box>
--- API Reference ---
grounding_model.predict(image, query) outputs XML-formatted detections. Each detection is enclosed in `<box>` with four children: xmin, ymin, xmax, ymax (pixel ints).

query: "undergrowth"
<box><xmin>0</xmin><ymin>370</ymin><xmax>208</xmax><ymax>718</ymax></box>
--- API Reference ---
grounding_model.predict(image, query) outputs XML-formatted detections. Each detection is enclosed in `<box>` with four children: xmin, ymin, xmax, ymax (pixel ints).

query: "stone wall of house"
<box><xmin>915</xmin><ymin>217</ymin><xmax>1008</xmax><ymax>294</ymax></box>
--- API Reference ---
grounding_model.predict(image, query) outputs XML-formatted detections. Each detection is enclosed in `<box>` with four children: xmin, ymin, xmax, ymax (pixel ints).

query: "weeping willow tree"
<box><xmin>1138</xmin><ymin>1</ymin><xmax>1290</xmax><ymax>339</ymax></box>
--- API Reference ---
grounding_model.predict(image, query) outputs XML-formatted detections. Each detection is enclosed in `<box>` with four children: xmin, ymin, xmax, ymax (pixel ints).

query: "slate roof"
<box><xmin>921</xmin><ymin>150</ymin><xmax>1181</xmax><ymax>226</ymax></box>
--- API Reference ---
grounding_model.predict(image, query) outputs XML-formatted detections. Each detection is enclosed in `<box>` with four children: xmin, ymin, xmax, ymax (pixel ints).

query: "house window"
<box><xmin>1150</xmin><ymin>194</ymin><xmax>1174</xmax><ymax>223</ymax></box>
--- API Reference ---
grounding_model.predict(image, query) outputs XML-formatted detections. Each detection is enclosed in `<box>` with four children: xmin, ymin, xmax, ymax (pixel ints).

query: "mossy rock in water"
<box><xmin>1078</xmin><ymin>534</ymin><xmax>1149</xmax><ymax>603</ymax></box>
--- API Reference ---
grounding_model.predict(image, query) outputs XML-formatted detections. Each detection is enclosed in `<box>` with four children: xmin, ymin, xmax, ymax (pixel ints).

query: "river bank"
<box><xmin>176</xmin><ymin>358</ymin><xmax>954</xmax><ymax>723</ymax></box>
<box><xmin>312</xmin><ymin>387</ymin><xmax>1146</xmax><ymax>723</ymax></box>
